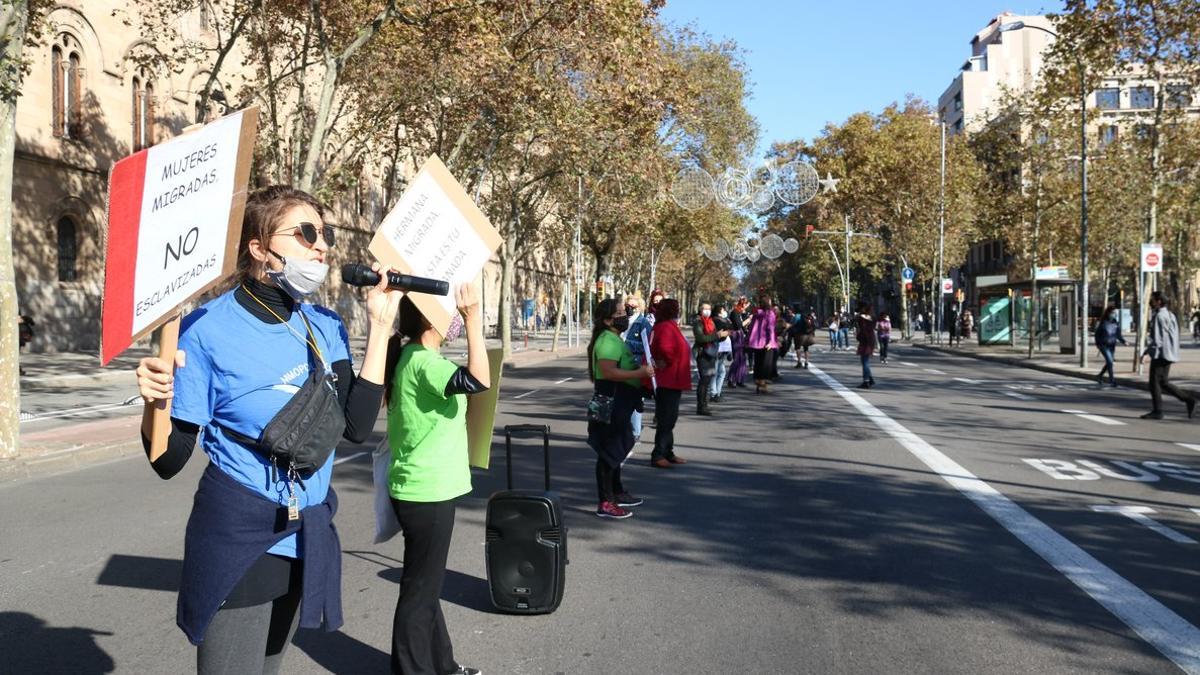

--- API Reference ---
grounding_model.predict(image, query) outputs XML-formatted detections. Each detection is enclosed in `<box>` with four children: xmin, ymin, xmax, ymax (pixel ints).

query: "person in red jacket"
<box><xmin>648</xmin><ymin>299</ymin><xmax>691</xmax><ymax>468</ymax></box>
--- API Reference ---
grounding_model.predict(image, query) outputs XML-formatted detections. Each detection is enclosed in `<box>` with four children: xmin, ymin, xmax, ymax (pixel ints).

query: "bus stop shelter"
<box><xmin>976</xmin><ymin>277</ymin><xmax>1078</xmax><ymax>350</ymax></box>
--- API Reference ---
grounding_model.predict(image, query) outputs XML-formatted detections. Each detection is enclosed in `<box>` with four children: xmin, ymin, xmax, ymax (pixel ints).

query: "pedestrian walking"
<box><xmin>855</xmin><ymin>302</ymin><xmax>877</xmax><ymax>389</ymax></box>
<box><xmin>776</xmin><ymin>307</ymin><xmax>793</xmax><ymax>364</ymax></box>
<box><xmin>649</xmin><ymin>299</ymin><xmax>690</xmax><ymax>468</ymax></box>
<box><xmin>794</xmin><ymin>308</ymin><xmax>817</xmax><ymax>369</ymax></box>
<box><xmin>948</xmin><ymin>307</ymin><xmax>961</xmax><ymax>346</ymax></box>
<box><xmin>712</xmin><ymin>305</ymin><xmax>733</xmax><ymax>401</ymax></box>
<box><xmin>727</xmin><ymin>297</ymin><xmax>750</xmax><ymax>387</ymax></box>
<box><xmin>587</xmin><ymin>298</ymin><xmax>655</xmax><ymax>518</ymax></box>
<box><xmin>876</xmin><ymin>312</ymin><xmax>892</xmax><ymax>363</ymax></box>
<box><xmin>747</xmin><ymin>294</ymin><xmax>778</xmax><ymax>394</ymax></box>
<box><xmin>838</xmin><ymin>309</ymin><xmax>850</xmax><ymax>350</ymax></box>
<box><xmin>1094</xmin><ymin>304</ymin><xmax>1126</xmax><ymax>388</ymax></box>
<box><xmin>692</xmin><ymin>302</ymin><xmax>727</xmax><ymax>415</ymax></box>
<box><xmin>382</xmin><ymin>283</ymin><xmax>489</xmax><ymax>675</ymax></box>
<box><xmin>827</xmin><ymin>314</ymin><xmax>840</xmax><ymax>351</ymax></box>
<box><xmin>133</xmin><ymin>186</ymin><xmax>398</xmax><ymax>673</ymax></box>
<box><xmin>1140</xmin><ymin>291</ymin><xmax>1196</xmax><ymax>420</ymax></box>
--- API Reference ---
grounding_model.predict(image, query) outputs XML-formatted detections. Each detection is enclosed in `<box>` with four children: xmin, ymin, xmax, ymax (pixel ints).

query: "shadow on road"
<box><xmin>0</xmin><ymin>611</ymin><xmax>115</xmax><ymax>673</ymax></box>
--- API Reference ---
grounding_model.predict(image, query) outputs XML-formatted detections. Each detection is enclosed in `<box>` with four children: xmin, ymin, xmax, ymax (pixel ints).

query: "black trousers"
<box><xmin>1150</xmin><ymin>358</ymin><xmax>1192</xmax><ymax>413</ymax></box>
<box><xmin>389</xmin><ymin>498</ymin><xmax>459</xmax><ymax>675</ymax></box>
<box><xmin>595</xmin><ymin>461</ymin><xmax>626</xmax><ymax>503</ymax></box>
<box><xmin>696</xmin><ymin>357</ymin><xmax>714</xmax><ymax>411</ymax></box>
<box><xmin>652</xmin><ymin>388</ymin><xmax>682</xmax><ymax>461</ymax></box>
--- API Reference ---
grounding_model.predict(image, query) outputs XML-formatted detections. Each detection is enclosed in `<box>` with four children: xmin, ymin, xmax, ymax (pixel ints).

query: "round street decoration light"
<box><xmin>760</xmin><ymin>233</ymin><xmax>785</xmax><ymax>259</ymax></box>
<box><xmin>750</xmin><ymin>188</ymin><xmax>776</xmax><ymax>213</ymax></box>
<box><xmin>773</xmin><ymin>160</ymin><xmax>820</xmax><ymax>206</ymax></box>
<box><xmin>716</xmin><ymin>168</ymin><xmax>754</xmax><ymax>209</ymax></box>
<box><xmin>782</xmin><ymin>237</ymin><xmax>800</xmax><ymax>254</ymax></box>
<box><xmin>671</xmin><ymin>166</ymin><xmax>715</xmax><ymax>210</ymax></box>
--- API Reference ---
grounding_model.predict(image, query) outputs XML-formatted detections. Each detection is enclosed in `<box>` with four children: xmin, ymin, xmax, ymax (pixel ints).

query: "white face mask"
<box><xmin>701</xmin><ymin>309</ymin><xmax>711</xmax><ymax>318</ymax></box>
<box><xmin>267</xmin><ymin>250</ymin><xmax>329</xmax><ymax>299</ymax></box>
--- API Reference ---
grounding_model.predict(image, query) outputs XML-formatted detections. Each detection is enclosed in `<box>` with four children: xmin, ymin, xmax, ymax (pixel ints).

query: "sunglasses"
<box><xmin>275</xmin><ymin>222</ymin><xmax>335</xmax><ymax>248</ymax></box>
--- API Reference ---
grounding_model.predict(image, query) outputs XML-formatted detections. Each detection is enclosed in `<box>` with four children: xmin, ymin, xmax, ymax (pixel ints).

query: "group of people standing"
<box><xmin>135</xmin><ymin>185</ymin><xmax>484</xmax><ymax>675</ymax></box>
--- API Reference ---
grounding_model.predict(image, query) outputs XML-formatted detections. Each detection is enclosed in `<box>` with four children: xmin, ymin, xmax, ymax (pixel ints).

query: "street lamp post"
<box><xmin>1000</xmin><ymin>20</ymin><xmax>1088</xmax><ymax>368</ymax></box>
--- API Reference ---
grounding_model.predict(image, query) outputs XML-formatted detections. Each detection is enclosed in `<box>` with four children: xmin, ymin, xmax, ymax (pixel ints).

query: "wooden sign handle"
<box><xmin>143</xmin><ymin>312</ymin><xmax>182</xmax><ymax>463</ymax></box>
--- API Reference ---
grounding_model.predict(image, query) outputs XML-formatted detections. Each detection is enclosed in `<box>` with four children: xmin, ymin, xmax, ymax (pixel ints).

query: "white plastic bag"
<box><xmin>373</xmin><ymin>438</ymin><xmax>401</xmax><ymax>544</ymax></box>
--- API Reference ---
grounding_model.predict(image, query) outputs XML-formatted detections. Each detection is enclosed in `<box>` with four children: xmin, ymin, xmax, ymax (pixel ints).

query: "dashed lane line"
<box><xmin>954</xmin><ymin>377</ymin><xmax>983</xmax><ymax>384</ymax></box>
<box><xmin>1004</xmin><ymin>391</ymin><xmax>1036</xmax><ymax>401</ymax></box>
<box><xmin>900</xmin><ymin>361</ymin><xmax>919</xmax><ymax>367</ymax></box>
<box><xmin>924</xmin><ymin>368</ymin><xmax>946</xmax><ymax>375</ymax></box>
<box><xmin>1062</xmin><ymin>409</ymin><xmax>1127</xmax><ymax>426</ymax></box>
<box><xmin>513</xmin><ymin>389</ymin><xmax>541</xmax><ymax>400</ymax></box>
<box><xmin>807</xmin><ymin>363</ymin><xmax>1200</xmax><ymax>674</ymax></box>
<box><xmin>553</xmin><ymin>377</ymin><xmax>574</xmax><ymax>384</ymax></box>
<box><xmin>1178</xmin><ymin>443</ymin><xmax>1200</xmax><ymax>453</ymax></box>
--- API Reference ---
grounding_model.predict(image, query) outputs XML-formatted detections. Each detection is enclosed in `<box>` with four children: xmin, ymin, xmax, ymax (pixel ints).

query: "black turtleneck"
<box><xmin>144</xmin><ymin>280</ymin><xmax>385</xmax><ymax>480</ymax></box>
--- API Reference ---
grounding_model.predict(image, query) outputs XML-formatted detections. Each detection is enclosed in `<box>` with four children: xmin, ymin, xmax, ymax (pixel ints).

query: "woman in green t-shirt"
<box><xmin>382</xmin><ymin>282</ymin><xmax>489</xmax><ymax>675</ymax></box>
<box><xmin>587</xmin><ymin>297</ymin><xmax>655</xmax><ymax>519</ymax></box>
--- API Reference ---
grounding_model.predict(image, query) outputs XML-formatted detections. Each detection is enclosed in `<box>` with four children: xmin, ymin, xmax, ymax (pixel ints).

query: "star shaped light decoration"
<box><xmin>819</xmin><ymin>173</ymin><xmax>841</xmax><ymax>193</ymax></box>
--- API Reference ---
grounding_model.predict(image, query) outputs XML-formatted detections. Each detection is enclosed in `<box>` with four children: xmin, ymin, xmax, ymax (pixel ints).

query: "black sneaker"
<box><xmin>1141</xmin><ymin>411</ymin><xmax>1164</xmax><ymax>420</ymax></box>
<box><xmin>449</xmin><ymin>668</ymin><xmax>482</xmax><ymax>675</ymax></box>
<box><xmin>615</xmin><ymin>492</ymin><xmax>643</xmax><ymax>507</ymax></box>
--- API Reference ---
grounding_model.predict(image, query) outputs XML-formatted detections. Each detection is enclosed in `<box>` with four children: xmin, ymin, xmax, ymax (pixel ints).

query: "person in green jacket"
<box><xmin>382</xmin><ymin>281</ymin><xmax>489</xmax><ymax>675</ymax></box>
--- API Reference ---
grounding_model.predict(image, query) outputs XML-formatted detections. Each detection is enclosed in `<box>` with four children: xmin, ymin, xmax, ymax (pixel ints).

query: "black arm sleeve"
<box><xmin>444</xmin><ymin>366</ymin><xmax>489</xmax><ymax>396</ymax></box>
<box><xmin>141</xmin><ymin>418</ymin><xmax>201</xmax><ymax>480</ymax></box>
<box><xmin>333</xmin><ymin>359</ymin><xmax>384</xmax><ymax>444</ymax></box>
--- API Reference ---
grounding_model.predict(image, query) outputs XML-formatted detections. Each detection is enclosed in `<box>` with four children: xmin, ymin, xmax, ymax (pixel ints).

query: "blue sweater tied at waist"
<box><xmin>177</xmin><ymin>463</ymin><xmax>343</xmax><ymax>645</ymax></box>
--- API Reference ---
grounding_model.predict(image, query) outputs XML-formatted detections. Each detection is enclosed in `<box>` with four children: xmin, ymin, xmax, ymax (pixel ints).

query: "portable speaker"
<box><xmin>485</xmin><ymin>424</ymin><xmax>567</xmax><ymax>614</ymax></box>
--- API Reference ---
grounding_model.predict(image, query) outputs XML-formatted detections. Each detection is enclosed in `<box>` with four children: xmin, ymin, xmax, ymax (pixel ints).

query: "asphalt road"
<box><xmin>3</xmin><ymin>344</ymin><xmax>1199</xmax><ymax>674</ymax></box>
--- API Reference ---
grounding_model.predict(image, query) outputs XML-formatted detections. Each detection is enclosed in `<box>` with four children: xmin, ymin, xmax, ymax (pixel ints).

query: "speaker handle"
<box><xmin>503</xmin><ymin>424</ymin><xmax>551</xmax><ymax>491</ymax></box>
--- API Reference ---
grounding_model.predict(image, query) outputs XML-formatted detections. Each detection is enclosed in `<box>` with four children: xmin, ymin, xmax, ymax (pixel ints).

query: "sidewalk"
<box><xmin>7</xmin><ymin>329</ymin><xmax>584</xmax><ymax>482</ymax></box>
<box><xmin>16</xmin><ymin>330</ymin><xmax>584</xmax><ymax>389</ymax></box>
<box><xmin>904</xmin><ymin>331</ymin><xmax>1200</xmax><ymax>396</ymax></box>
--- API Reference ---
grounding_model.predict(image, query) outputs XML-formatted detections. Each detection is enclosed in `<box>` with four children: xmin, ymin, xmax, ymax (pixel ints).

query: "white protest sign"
<box><xmin>102</xmin><ymin>107</ymin><xmax>258</xmax><ymax>364</ymax></box>
<box><xmin>369</xmin><ymin>155</ymin><xmax>503</xmax><ymax>336</ymax></box>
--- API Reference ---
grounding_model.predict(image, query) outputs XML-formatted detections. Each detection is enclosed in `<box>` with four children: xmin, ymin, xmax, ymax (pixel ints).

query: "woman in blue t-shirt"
<box><xmin>136</xmin><ymin>186</ymin><xmax>402</xmax><ymax>673</ymax></box>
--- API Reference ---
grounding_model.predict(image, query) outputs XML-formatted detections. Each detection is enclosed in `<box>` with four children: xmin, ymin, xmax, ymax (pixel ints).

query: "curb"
<box><xmin>502</xmin><ymin>347</ymin><xmax>586</xmax><ymax>370</ymax></box>
<box><xmin>20</xmin><ymin>370</ymin><xmax>133</xmax><ymax>389</ymax></box>
<box><xmin>0</xmin><ymin>440</ymin><xmax>143</xmax><ymax>484</ymax></box>
<box><xmin>909</xmin><ymin>343</ymin><xmax>1200</xmax><ymax>397</ymax></box>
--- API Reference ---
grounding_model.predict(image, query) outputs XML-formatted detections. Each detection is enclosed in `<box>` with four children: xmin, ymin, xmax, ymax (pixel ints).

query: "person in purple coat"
<box><xmin>747</xmin><ymin>294</ymin><xmax>778</xmax><ymax>394</ymax></box>
<box><xmin>726</xmin><ymin>297</ymin><xmax>751</xmax><ymax>388</ymax></box>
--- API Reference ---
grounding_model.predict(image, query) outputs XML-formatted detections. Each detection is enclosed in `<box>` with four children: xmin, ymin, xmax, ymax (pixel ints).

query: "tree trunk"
<box><xmin>297</xmin><ymin>54</ymin><xmax>339</xmax><ymax>192</ymax></box>
<box><xmin>498</xmin><ymin>234</ymin><xmax>516</xmax><ymax>361</ymax></box>
<box><xmin>551</xmin><ymin>280</ymin><xmax>568</xmax><ymax>352</ymax></box>
<box><xmin>0</xmin><ymin>0</ymin><xmax>30</xmax><ymax>459</ymax></box>
<box><xmin>896</xmin><ymin>266</ymin><xmax>910</xmax><ymax>341</ymax></box>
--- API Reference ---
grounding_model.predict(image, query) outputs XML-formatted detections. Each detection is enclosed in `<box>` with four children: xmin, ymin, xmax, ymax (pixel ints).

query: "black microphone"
<box><xmin>341</xmin><ymin>263</ymin><xmax>450</xmax><ymax>296</ymax></box>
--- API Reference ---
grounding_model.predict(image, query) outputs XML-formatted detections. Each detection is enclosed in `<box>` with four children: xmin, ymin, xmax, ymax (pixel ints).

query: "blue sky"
<box><xmin>658</xmin><ymin>1</ymin><xmax>1060</xmax><ymax>156</ymax></box>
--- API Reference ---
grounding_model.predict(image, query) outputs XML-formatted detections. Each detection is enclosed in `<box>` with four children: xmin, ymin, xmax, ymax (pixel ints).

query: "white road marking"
<box><xmin>954</xmin><ymin>377</ymin><xmax>983</xmax><ymax>384</ymax></box>
<box><xmin>1091</xmin><ymin>505</ymin><xmax>1197</xmax><ymax>545</ymax></box>
<box><xmin>1178</xmin><ymin>443</ymin><xmax>1200</xmax><ymax>453</ymax></box>
<box><xmin>1062</xmin><ymin>409</ymin><xmax>1127</xmax><ymax>426</ymax></box>
<box><xmin>513</xmin><ymin>389</ymin><xmax>541</xmax><ymax>399</ymax></box>
<box><xmin>553</xmin><ymin>377</ymin><xmax>573</xmax><ymax>384</ymax></box>
<box><xmin>1004</xmin><ymin>391</ymin><xmax>1036</xmax><ymax>401</ymax></box>
<box><xmin>924</xmin><ymin>368</ymin><xmax>946</xmax><ymax>375</ymax></box>
<box><xmin>807</xmin><ymin>363</ymin><xmax>1200</xmax><ymax>673</ymax></box>
<box><xmin>333</xmin><ymin>451</ymin><xmax>369</xmax><ymax>466</ymax></box>
<box><xmin>900</xmin><ymin>361</ymin><xmax>918</xmax><ymax>367</ymax></box>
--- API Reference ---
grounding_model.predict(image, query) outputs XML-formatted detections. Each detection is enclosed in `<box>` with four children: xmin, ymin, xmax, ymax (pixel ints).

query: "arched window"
<box><xmin>132</xmin><ymin>72</ymin><xmax>155</xmax><ymax>151</ymax></box>
<box><xmin>57</xmin><ymin>216</ymin><xmax>78</xmax><ymax>282</ymax></box>
<box><xmin>50</xmin><ymin>34</ymin><xmax>85</xmax><ymax>139</ymax></box>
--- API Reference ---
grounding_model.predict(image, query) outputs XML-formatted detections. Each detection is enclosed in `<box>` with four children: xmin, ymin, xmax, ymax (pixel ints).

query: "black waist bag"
<box><xmin>226</xmin><ymin>364</ymin><xmax>345</xmax><ymax>475</ymax></box>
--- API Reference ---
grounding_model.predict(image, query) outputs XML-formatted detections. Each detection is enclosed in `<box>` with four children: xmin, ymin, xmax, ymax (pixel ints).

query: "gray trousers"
<box><xmin>197</xmin><ymin>589</ymin><xmax>301</xmax><ymax>675</ymax></box>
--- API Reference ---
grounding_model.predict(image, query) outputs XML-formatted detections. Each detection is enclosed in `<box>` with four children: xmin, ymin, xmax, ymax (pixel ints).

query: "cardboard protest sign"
<box><xmin>101</xmin><ymin>107</ymin><xmax>259</xmax><ymax>365</ymax></box>
<box><xmin>466</xmin><ymin>349</ymin><xmax>504</xmax><ymax>469</ymax></box>
<box><xmin>368</xmin><ymin>154</ymin><xmax>503</xmax><ymax>337</ymax></box>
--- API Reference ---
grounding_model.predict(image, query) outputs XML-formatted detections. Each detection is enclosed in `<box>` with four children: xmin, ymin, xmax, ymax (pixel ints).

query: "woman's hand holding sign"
<box><xmin>137</xmin><ymin>349</ymin><xmax>187</xmax><ymax>404</ymax></box>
